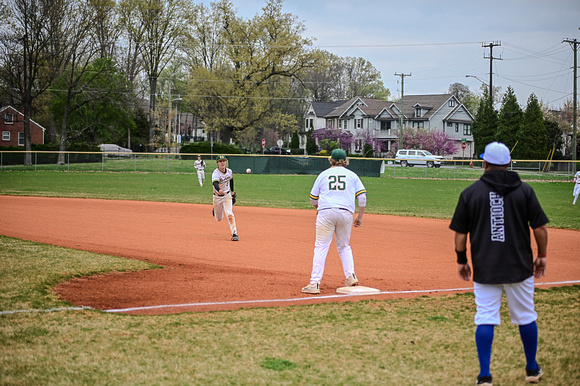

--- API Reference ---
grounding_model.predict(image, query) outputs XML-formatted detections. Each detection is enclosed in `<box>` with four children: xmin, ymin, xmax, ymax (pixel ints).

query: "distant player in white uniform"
<box><xmin>573</xmin><ymin>171</ymin><xmax>580</xmax><ymax>205</ymax></box>
<box><xmin>302</xmin><ymin>149</ymin><xmax>367</xmax><ymax>294</ymax></box>
<box><xmin>212</xmin><ymin>155</ymin><xmax>238</xmax><ymax>241</ymax></box>
<box><xmin>194</xmin><ymin>155</ymin><xmax>206</xmax><ymax>186</ymax></box>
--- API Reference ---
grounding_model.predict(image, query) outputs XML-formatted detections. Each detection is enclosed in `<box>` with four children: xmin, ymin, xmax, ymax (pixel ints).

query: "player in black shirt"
<box><xmin>450</xmin><ymin>142</ymin><xmax>548</xmax><ymax>385</ymax></box>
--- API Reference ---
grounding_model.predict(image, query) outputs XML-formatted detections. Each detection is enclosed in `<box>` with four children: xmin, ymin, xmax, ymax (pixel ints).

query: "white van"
<box><xmin>98</xmin><ymin>144</ymin><xmax>133</xmax><ymax>157</ymax></box>
<box><xmin>395</xmin><ymin>149</ymin><xmax>444</xmax><ymax>168</ymax></box>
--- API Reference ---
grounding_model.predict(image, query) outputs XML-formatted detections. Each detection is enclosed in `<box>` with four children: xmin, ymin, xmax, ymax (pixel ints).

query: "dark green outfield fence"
<box><xmin>226</xmin><ymin>155</ymin><xmax>384</xmax><ymax>177</ymax></box>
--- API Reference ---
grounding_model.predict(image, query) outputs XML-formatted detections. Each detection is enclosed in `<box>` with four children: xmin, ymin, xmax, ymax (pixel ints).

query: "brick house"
<box><xmin>1</xmin><ymin>106</ymin><xmax>46</xmax><ymax>147</ymax></box>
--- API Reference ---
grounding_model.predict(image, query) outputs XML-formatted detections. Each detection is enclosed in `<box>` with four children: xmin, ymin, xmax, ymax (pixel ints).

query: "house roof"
<box><xmin>0</xmin><ymin>105</ymin><xmax>47</xmax><ymax>131</ymax></box>
<box><xmin>309</xmin><ymin>94</ymin><xmax>471</xmax><ymax>123</ymax></box>
<box><xmin>324</xmin><ymin>97</ymin><xmax>397</xmax><ymax>119</ymax></box>
<box><xmin>310</xmin><ymin>100</ymin><xmax>348</xmax><ymax>117</ymax></box>
<box><xmin>392</xmin><ymin>94</ymin><xmax>454</xmax><ymax>120</ymax></box>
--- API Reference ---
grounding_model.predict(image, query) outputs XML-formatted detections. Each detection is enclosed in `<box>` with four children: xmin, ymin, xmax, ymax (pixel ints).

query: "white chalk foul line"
<box><xmin>104</xmin><ymin>280</ymin><xmax>580</xmax><ymax>314</ymax></box>
<box><xmin>1</xmin><ymin>281</ymin><xmax>578</xmax><ymax>315</ymax></box>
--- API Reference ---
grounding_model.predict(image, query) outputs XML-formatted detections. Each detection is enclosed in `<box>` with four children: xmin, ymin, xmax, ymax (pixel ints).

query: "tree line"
<box><xmin>449</xmin><ymin>83</ymin><xmax>575</xmax><ymax>161</ymax></box>
<box><xmin>0</xmin><ymin>0</ymin><xmax>389</xmax><ymax>164</ymax></box>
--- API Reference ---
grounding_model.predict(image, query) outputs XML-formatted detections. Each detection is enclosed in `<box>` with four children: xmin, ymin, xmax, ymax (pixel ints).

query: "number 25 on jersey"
<box><xmin>328</xmin><ymin>175</ymin><xmax>346</xmax><ymax>191</ymax></box>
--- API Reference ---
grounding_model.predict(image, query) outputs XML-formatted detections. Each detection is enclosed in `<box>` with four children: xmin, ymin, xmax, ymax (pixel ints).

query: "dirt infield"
<box><xmin>1</xmin><ymin>196</ymin><xmax>579</xmax><ymax>315</ymax></box>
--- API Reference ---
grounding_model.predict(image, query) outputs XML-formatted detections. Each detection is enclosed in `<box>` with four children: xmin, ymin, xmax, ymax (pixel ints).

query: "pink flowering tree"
<box><xmin>430</xmin><ymin>130</ymin><xmax>457</xmax><ymax>155</ymax></box>
<box><xmin>312</xmin><ymin>126</ymin><xmax>355</xmax><ymax>152</ymax></box>
<box><xmin>355</xmin><ymin>128</ymin><xmax>387</xmax><ymax>156</ymax></box>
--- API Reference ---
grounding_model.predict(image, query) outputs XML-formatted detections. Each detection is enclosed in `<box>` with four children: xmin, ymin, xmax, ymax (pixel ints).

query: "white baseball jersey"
<box><xmin>309</xmin><ymin>166</ymin><xmax>366</xmax><ymax>213</ymax></box>
<box><xmin>212</xmin><ymin>167</ymin><xmax>234</xmax><ymax>194</ymax></box>
<box><xmin>574</xmin><ymin>171</ymin><xmax>580</xmax><ymax>184</ymax></box>
<box><xmin>194</xmin><ymin>160</ymin><xmax>206</xmax><ymax>171</ymax></box>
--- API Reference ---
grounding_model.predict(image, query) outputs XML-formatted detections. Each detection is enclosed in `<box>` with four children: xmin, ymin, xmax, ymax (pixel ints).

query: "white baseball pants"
<box><xmin>309</xmin><ymin>209</ymin><xmax>355</xmax><ymax>284</ymax></box>
<box><xmin>197</xmin><ymin>170</ymin><xmax>205</xmax><ymax>186</ymax></box>
<box><xmin>213</xmin><ymin>193</ymin><xmax>237</xmax><ymax>236</ymax></box>
<box><xmin>473</xmin><ymin>276</ymin><xmax>537</xmax><ymax>326</ymax></box>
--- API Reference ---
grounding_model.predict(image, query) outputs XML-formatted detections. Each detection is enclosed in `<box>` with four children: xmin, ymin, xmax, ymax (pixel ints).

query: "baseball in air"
<box><xmin>246</xmin><ymin>168</ymin><xmax>252</xmax><ymax>174</ymax></box>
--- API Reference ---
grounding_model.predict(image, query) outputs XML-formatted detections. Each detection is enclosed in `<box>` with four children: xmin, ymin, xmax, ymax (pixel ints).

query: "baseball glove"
<box><xmin>231</xmin><ymin>191</ymin><xmax>236</xmax><ymax>205</ymax></box>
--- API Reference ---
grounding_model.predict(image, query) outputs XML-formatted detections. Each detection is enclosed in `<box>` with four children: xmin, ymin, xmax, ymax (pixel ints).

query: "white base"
<box><xmin>336</xmin><ymin>286</ymin><xmax>380</xmax><ymax>295</ymax></box>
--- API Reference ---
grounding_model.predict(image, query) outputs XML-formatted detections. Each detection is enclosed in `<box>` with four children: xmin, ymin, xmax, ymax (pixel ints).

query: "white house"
<box><xmin>303</xmin><ymin>94</ymin><xmax>475</xmax><ymax>157</ymax></box>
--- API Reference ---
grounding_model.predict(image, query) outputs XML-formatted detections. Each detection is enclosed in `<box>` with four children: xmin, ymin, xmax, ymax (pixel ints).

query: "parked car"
<box><xmin>263</xmin><ymin>146</ymin><xmax>291</xmax><ymax>155</ymax></box>
<box><xmin>395</xmin><ymin>149</ymin><xmax>444</xmax><ymax>168</ymax></box>
<box><xmin>98</xmin><ymin>144</ymin><xmax>133</xmax><ymax>157</ymax></box>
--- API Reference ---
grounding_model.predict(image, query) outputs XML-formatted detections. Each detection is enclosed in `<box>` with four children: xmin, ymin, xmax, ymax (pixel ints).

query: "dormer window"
<box><xmin>415</xmin><ymin>108</ymin><xmax>422</xmax><ymax>117</ymax></box>
<box><xmin>5</xmin><ymin>113</ymin><xmax>14</xmax><ymax>124</ymax></box>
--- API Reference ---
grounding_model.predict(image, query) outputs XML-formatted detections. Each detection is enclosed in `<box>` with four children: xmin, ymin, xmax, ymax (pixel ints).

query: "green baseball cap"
<box><xmin>330</xmin><ymin>149</ymin><xmax>347</xmax><ymax>160</ymax></box>
<box><xmin>216</xmin><ymin>155</ymin><xmax>227</xmax><ymax>161</ymax></box>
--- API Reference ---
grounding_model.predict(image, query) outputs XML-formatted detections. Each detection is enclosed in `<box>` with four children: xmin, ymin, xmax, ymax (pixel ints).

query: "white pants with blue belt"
<box><xmin>309</xmin><ymin>208</ymin><xmax>355</xmax><ymax>284</ymax></box>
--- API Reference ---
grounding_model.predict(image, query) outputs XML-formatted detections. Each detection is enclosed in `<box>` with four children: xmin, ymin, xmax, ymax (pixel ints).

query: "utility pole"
<box><xmin>563</xmin><ymin>37</ymin><xmax>578</xmax><ymax>173</ymax></box>
<box><xmin>483</xmin><ymin>41</ymin><xmax>502</xmax><ymax>105</ymax></box>
<box><xmin>394</xmin><ymin>72</ymin><xmax>411</xmax><ymax>149</ymax></box>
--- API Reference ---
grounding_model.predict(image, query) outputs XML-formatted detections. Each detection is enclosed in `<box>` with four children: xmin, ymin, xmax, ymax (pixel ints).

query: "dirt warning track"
<box><xmin>1</xmin><ymin>196</ymin><xmax>578</xmax><ymax>315</ymax></box>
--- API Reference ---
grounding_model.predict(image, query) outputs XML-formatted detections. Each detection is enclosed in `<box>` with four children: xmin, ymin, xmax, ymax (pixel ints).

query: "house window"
<box><xmin>415</xmin><ymin>108</ymin><xmax>422</xmax><ymax>117</ymax></box>
<box><xmin>447</xmin><ymin>122</ymin><xmax>453</xmax><ymax>127</ymax></box>
<box><xmin>2</xmin><ymin>131</ymin><xmax>9</xmax><ymax>141</ymax></box>
<box><xmin>449</xmin><ymin>100</ymin><xmax>455</xmax><ymax>107</ymax></box>
<box><xmin>18</xmin><ymin>132</ymin><xmax>24</xmax><ymax>146</ymax></box>
<box><xmin>380</xmin><ymin>121</ymin><xmax>391</xmax><ymax>131</ymax></box>
<box><xmin>4</xmin><ymin>113</ymin><xmax>14</xmax><ymax>124</ymax></box>
<box><xmin>455</xmin><ymin>123</ymin><xmax>459</xmax><ymax>133</ymax></box>
<box><xmin>413</xmin><ymin>121</ymin><xmax>424</xmax><ymax>128</ymax></box>
<box><xmin>463</xmin><ymin>124</ymin><xmax>472</xmax><ymax>136</ymax></box>
<box><xmin>356</xmin><ymin>118</ymin><xmax>363</xmax><ymax>129</ymax></box>
<box><xmin>305</xmin><ymin>118</ymin><xmax>313</xmax><ymax>128</ymax></box>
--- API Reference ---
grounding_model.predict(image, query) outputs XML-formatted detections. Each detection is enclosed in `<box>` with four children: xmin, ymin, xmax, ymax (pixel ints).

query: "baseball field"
<box><xmin>1</xmin><ymin>171</ymin><xmax>579</xmax><ymax>384</ymax></box>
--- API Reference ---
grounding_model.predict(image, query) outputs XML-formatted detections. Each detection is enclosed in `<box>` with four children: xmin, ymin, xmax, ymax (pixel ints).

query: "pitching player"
<box><xmin>301</xmin><ymin>149</ymin><xmax>366</xmax><ymax>294</ymax></box>
<box><xmin>573</xmin><ymin>170</ymin><xmax>580</xmax><ymax>205</ymax></box>
<box><xmin>194</xmin><ymin>155</ymin><xmax>206</xmax><ymax>186</ymax></box>
<box><xmin>212</xmin><ymin>155</ymin><xmax>239</xmax><ymax>241</ymax></box>
<box><xmin>450</xmin><ymin>142</ymin><xmax>548</xmax><ymax>385</ymax></box>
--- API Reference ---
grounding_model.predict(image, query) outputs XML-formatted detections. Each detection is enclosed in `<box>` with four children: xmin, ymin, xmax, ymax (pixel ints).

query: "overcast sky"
<box><xmin>227</xmin><ymin>0</ymin><xmax>580</xmax><ymax>109</ymax></box>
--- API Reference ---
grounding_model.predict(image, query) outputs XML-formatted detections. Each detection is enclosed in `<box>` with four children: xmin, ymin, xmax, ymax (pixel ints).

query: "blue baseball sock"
<box><xmin>519</xmin><ymin>321</ymin><xmax>538</xmax><ymax>370</ymax></box>
<box><xmin>476</xmin><ymin>324</ymin><xmax>495</xmax><ymax>377</ymax></box>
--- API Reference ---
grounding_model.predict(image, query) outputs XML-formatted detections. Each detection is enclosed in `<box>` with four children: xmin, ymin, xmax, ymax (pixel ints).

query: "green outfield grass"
<box><xmin>1</xmin><ymin>171</ymin><xmax>579</xmax><ymax>384</ymax></box>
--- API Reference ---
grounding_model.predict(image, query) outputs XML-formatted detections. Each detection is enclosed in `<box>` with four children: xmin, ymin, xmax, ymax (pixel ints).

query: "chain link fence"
<box><xmin>0</xmin><ymin>151</ymin><xmax>578</xmax><ymax>181</ymax></box>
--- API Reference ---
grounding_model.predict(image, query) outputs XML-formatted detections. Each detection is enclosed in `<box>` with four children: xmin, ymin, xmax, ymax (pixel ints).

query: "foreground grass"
<box><xmin>1</xmin><ymin>171</ymin><xmax>578</xmax><ymax>228</ymax></box>
<box><xmin>1</xmin><ymin>237</ymin><xmax>579</xmax><ymax>385</ymax></box>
